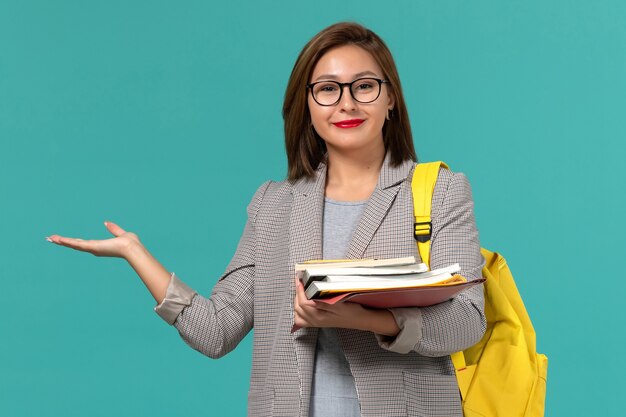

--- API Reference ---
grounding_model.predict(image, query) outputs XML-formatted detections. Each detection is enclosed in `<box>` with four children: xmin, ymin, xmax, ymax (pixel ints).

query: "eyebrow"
<box><xmin>313</xmin><ymin>70</ymin><xmax>380</xmax><ymax>82</ymax></box>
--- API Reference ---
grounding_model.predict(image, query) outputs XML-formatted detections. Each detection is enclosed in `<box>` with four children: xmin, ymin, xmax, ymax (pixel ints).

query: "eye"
<box><xmin>315</xmin><ymin>82</ymin><xmax>339</xmax><ymax>94</ymax></box>
<box><xmin>354</xmin><ymin>80</ymin><xmax>375</xmax><ymax>91</ymax></box>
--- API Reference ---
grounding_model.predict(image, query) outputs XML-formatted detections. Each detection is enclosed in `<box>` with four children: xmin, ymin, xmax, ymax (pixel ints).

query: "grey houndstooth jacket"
<box><xmin>155</xmin><ymin>154</ymin><xmax>486</xmax><ymax>417</ymax></box>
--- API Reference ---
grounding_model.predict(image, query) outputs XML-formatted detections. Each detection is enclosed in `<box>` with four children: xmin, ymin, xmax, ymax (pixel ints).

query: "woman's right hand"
<box><xmin>48</xmin><ymin>221</ymin><xmax>172</xmax><ymax>303</ymax></box>
<box><xmin>47</xmin><ymin>221</ymin><xmax>140</xmax><ymax>260</ymax></box>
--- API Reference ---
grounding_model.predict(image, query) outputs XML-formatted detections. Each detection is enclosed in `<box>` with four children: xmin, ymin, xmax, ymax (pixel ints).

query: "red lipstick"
<box><xmin>333</xmin><ymin>119</ymin><xmax>364</xmax><ymax>128</ymax></box>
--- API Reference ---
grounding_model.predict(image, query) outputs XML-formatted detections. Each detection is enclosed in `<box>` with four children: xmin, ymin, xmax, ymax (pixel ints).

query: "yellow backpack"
<box><xmin>412</xmin><ymin>162</ymin><xmax>548</xmax><ymax>417</ymax></box>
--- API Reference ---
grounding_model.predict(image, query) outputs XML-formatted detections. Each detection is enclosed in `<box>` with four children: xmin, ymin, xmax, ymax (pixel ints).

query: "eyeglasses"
<box><xmin>306</xmin><ymin>77</ymin><xmax>389</xmax><ymax>106</ymax></box>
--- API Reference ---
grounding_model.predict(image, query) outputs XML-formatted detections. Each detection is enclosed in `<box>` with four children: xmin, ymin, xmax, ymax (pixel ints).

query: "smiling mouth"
<box><xmin>333</xmin><ymin>119</ymin><xmax>364</xmax><ymax>128</ymax></box>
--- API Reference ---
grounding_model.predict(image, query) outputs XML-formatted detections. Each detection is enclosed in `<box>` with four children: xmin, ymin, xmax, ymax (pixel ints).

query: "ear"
<box><xmin>387</xmin><ymin>89</ymin><xmax>395</xmax><ymax>110</ymax></box>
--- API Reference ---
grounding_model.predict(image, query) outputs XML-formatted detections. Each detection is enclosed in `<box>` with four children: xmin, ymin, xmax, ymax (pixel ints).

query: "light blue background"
<box><xmin>1</xmin><ymin>1</ymin><xmax>625</xmax><ymax>416</ymax></box>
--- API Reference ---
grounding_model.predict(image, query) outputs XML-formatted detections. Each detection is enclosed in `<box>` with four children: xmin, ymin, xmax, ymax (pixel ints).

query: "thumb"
<box><xmin>104</xmin><ymin>221</ymin><xmax>126</xmax><ymax>237</ymax></box>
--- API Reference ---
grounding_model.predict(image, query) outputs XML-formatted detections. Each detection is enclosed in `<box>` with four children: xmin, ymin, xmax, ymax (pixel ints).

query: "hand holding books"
<box><xmin>292</xmin><ymin>273</ymin><xmax>404</xmax><ymax>335</ymax></box>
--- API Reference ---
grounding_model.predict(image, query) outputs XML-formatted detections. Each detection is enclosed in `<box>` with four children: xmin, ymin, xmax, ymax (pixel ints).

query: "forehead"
<box><xmin>310</xmin><ymin>45</ymin><xmax>383</xmax><ymax>81</ymax></box>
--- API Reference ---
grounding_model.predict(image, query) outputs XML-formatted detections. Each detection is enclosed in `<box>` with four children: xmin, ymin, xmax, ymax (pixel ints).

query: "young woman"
<box><xmin>48</xmin><ymin>22</ymin><xmax>485</xmax><ymax>417</ymax></box>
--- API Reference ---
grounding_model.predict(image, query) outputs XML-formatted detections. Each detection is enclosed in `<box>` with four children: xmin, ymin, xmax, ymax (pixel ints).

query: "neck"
<box><xmin>324</xmin><ymin>145</ymin><xmax>385</xmax><ymax>201</ymax></box>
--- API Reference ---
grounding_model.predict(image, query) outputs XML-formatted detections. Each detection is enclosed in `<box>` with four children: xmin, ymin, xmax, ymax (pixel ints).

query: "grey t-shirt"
<box><xmin>309</xmin><ymin>197</ymin><xmax>368</xmax><ymax>417</ymax></box>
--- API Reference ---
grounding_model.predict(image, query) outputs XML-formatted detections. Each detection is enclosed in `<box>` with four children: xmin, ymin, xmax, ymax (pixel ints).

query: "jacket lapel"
<box><xmin>288</xmin><ymin>163</ymin><xmax>326</xmax><ymax>415</ymax></box>
<box><xmin>344</xmin><ymin>155</ymin><xmax>414</xmax><ymax>259</ymax></box>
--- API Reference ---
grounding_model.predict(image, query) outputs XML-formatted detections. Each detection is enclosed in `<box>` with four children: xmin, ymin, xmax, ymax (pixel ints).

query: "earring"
<box><xmin>386</xmin><ymin>108</ymin><xmax>393</xmax><ymax>121</ymax></box>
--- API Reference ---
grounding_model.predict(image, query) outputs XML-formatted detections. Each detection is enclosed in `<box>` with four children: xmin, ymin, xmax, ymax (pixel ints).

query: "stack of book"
<box><xmin>296</xmin><ymin>256</ymin><xmax>484</xmax><ymax>308</ymax></box>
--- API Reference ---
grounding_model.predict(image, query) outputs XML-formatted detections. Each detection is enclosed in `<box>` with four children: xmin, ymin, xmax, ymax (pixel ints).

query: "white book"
<box><xmin>323</xmin><ymin>263</ymin><xmax>459</xmax><ymax>282</ymax></box>
<box><xmin>300</xmin><ymin>263</ymin><xmax>428</xmax><ymax>287</ymax></box>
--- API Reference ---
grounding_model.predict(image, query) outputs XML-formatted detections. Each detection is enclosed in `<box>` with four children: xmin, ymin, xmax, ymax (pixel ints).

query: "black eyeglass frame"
<box><xmin>306</xmin><ymin>77</ymin><xmax>390</xmax><ymax>106</ymax></box>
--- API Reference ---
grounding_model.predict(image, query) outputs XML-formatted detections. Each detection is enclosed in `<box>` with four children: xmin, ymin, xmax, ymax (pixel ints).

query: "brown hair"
<box><xmin>283</xmin><ymin>22</ymin><xmax>416</xmax><ymax>180</ymax></box>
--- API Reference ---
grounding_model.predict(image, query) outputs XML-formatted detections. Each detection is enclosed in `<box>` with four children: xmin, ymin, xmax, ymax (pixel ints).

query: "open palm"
<box><xmin>47</xmin><ymin>221</ymin><xmax>139</xmax><ymax>259</ymax></box>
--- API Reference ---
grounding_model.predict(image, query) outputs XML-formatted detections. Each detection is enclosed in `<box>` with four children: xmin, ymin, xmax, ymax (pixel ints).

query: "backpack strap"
<box><xmin>411</xmin><ymin>161</ymin><xmax>448</xmax><ymax>270</ymax></box>
<box><xmin>411</xmin><ymin>161</ymin><xmax>471</xmax><ymax>400</ymax></box>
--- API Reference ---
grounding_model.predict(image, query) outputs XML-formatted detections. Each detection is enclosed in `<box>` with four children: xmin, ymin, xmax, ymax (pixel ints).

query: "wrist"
<box><xmin>361</xmin><ymin>307</ymin><xmax>400</xmax><ymax>336</ymax></box>
<box><xmin>123</xmin><ymin>238</ymin><xmax>147</xmax><ymax>262</ymax></box>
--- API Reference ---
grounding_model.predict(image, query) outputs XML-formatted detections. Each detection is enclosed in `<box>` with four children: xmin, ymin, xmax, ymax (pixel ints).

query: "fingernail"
<box><xmin>45</xmin><ymin>237</ymin><xmax>53</xmax><ymax>242</ymax></box>
<box><xmin>104</xmin><ymin>221</ymin><xmax>108</xmax><ymax>226</ymax></box>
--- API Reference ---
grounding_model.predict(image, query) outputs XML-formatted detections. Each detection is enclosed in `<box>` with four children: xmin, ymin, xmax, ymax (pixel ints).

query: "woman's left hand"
<box><xmin>293</xmin><ymin>277</ymin><xmax>401</xmax><ymax>336</ymax></box>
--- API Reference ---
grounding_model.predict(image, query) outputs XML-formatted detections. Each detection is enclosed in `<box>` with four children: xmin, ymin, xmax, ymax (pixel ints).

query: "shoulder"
<box><xmin>409</xmin><ymin>161</ymin><xmax>475</xmax><ymax>211</ymax></box>
<box><xmin>246</xmin><ymin>179</ymin><xmax>295</xmax><ymax>221</ymax></box>
<box><xmin>432</xmin><ymin>165</ymin><xmax>475</xmax><ymax>214</ymax></box>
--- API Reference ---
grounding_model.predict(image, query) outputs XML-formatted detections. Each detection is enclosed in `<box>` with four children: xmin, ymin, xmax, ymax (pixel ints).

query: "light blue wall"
<box><xmin>1</xmin><ymin>1</ymin><xmax>624</xmax><ymax>416</ymax></box>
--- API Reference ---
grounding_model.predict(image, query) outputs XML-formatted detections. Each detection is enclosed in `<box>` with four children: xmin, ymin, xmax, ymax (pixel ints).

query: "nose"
<box><xmin>338</xmin><ymin>85</ymin><xmax>357</xmax><ymax>110</ymax></box>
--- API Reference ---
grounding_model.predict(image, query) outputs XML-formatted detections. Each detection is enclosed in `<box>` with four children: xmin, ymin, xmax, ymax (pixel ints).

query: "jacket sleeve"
<box><xmin>376</xmin><ymin>169</ymin><xmax>486</xmax><ymax>356</ymax></box>
<box><xmin>153</xmin><ymin>180</ymin><xmax>272</xmax><ymax>359</ymax></box>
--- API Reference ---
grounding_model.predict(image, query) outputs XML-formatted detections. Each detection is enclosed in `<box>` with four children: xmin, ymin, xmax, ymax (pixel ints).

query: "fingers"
<box><xmin>295</xmin><ymin>278</ymin><xmax>316</xmax><ymax>307</ymax></box>
<box><xmin>309</xmin><ymin>300</ymin><xmax>338</xmax><ymax>312</ymax></box>
<box><xmin>46</xmin><ymin>235</ymin><xmax>97</xmax><ymax>253</ymax></box>
<box><xmin>294</xmin><ymin>278</ymin><xmax>336</xmax><ymax>311</ymax></box>
<box><xmin>294</xmin><ymin>277</ymin><xmax>312</xmax><ymax>327</ymax></box>
<box><xmin>294</xmin><ymin>277</ymin><xmax>334</xmax><ymax>328</ymax></box>
<box><xmin>46</xmin><ymin>220</ymin><xmax>125</xmax><ymax>245</ymax></box>
<box><xmin>104</xmin><ymin>221</ymin><xmax>126</xmax><ymax>237</ymax></box>
<box><xmin>46</xmin><ymin>234</ymin><xmax>68</xmax><ymax>245</ymax></box>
